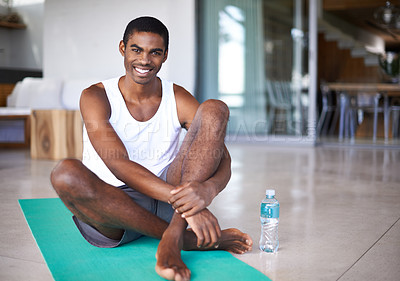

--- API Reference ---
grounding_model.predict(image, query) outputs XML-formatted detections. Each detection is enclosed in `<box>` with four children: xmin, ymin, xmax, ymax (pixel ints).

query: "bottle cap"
<box><xmin>266</xmin><ymin>189</ymin><xmax>275</xmax><ymax>196</ymax></box>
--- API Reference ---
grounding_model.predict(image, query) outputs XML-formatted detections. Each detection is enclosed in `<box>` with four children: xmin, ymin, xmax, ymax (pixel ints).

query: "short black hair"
<box><xmin>123</xmin><ymin>16</ymin><xmax>169</xmax><ymax>51</ymax></box>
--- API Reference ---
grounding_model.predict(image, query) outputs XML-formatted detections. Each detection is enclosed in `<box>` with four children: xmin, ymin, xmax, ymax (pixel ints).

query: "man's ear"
<box><xmin>119</xmin><ymin>40</ymin><xmax>125</xmax><ymax>56</ymax></box>
<box><xmin>163</xmin><ymin>49</ymin><xmax>168</xmax><ymax>63</ymax></box>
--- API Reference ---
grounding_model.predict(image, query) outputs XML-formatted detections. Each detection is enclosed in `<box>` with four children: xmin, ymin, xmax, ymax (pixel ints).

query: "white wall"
<box><xmin>0</xmin><ymin>0</ymin><xmax>43</xmax><ymax>70</ymax></box>
<box><xmin>43</xmin><ymin>0</ymin><xmax>196</xmax><ymax>93</ymax></box>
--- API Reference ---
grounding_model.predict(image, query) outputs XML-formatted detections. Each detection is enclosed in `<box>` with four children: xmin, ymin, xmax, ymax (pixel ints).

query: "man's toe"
<box><xmin>155</xmin><ymin>265</ymin><xmax>176</xmax><ymax>280</ymax></box>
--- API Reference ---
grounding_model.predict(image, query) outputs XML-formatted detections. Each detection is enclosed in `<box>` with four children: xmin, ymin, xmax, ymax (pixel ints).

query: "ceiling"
<box><xmin>323</xmin><ymin>0</ymin><xmax>400</xmax><ymax>51</ymax></box>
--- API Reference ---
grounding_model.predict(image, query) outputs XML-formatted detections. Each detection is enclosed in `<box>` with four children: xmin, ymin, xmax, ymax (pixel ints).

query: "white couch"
<box><xmin>0</xmin><ymin>77</ymin><xmax>97</xmax><ymax>154</ymax></box>
<box><xmin>4</xmin><ymin>77</ymin><xmax>99</xmax><ymax>111</ymax></box>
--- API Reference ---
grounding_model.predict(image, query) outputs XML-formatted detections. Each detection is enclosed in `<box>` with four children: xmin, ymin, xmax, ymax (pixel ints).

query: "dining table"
<box><xmin>321</xmin><ymin>82</ymin><xmax>400</xmax><ymax>142</ymax></box>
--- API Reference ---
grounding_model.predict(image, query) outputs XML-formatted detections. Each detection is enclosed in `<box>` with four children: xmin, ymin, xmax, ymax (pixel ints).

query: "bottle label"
<box><xmin>261</xmin><ymin>205</ymin><xmax>279</xmax><ymax>218</ymax></box>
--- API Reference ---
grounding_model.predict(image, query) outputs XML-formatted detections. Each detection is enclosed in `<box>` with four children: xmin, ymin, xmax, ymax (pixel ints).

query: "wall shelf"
<box><xmin>0</xmin><ymin>21</ymin><xmax>26</xmax><ymax>29</ymax></box>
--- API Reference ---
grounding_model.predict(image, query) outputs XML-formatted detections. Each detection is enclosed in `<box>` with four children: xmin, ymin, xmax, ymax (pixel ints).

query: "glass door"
<box><xmin>197</xmin><ymin>0</ymin><xmax>315</xmax><ymax>142</ymax></box>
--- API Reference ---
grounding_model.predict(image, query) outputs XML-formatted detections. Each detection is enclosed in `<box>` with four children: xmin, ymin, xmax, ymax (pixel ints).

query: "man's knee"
<box><xmin>199</xmin><ymin>99</ymin><xmax>230</xmax><ymax>123</ymax></box>
<box><xmin>51</xmin><ymin>159</ymin><xmax>79</xmax><ymax>186</ymax></box>
<box><xmin>50</xmin><ymin>159</ymin><xmax>93</xmax><ymax>198</ymax></box>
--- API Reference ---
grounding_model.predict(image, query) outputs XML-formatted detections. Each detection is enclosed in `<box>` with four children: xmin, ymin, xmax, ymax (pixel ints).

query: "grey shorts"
<box><xmin>73</xmin><ymin>169</ymin><xmax>174</xmax><ymax>248</ymax></box>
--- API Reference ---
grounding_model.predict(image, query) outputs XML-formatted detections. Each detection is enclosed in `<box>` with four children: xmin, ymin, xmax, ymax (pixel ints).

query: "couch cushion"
<box><xmin>61</xmin><ymin>79</ymin><xmax>98</xmax><ymax>110</ymax></box>
<box><xmin>15</xmin><ymin>77</ymin><xmax>63</xmax><ymax>109</ymax></box>
<box><xmin>6</xmin><ymin>81</ymin><xmax>21</xmax><ymax>107</ymax></box>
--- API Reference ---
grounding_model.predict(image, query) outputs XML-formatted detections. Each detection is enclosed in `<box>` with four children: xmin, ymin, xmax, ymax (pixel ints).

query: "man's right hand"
<box><xmin>169</xmin><ymin>181</ymin><xmax>216</xmax><ymax>218</ymax></box>
<box><xmin>184</xmin><ymin>208</ymin><xmax>221</xmax><ymax>248</ymax></box>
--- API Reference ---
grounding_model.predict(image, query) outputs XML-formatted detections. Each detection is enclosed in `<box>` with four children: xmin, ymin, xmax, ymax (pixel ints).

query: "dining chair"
<box><xmin>265</xmin><ymin>80</ymin><xmax>297</xmax><ymax>134</ymax></box>
<box><xmin>317</xmin><ymin>83</ymin><xmax>340</xmax><ymax>137</ymax></box>
<box><xmin>346</xmin><ymin>93</ymin><xmax>383</xmax><ymax>142</ymax></box>
<box><xmin>391</xmin><ymin>105</ymin><xmax>400</xmax><ymax>138</ymax></box>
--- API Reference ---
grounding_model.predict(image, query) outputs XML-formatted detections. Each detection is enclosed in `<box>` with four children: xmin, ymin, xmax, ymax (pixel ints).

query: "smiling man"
<box><xmin>50</xmin><ymin>16</ymin><xmax>252</xmax><ymax>281</ymax></box>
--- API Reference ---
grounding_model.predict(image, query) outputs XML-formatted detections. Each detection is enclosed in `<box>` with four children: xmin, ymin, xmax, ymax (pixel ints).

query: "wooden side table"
<box><xmin>30</xmin><ymin>110</ymin><xmax>83</xmax><ymax>160</ymax></box>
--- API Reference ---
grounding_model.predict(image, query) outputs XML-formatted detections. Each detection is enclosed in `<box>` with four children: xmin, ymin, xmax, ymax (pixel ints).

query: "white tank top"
<box><xmin>82</xmin><ymin>77</ymin><xmax>182</xmax><ymax>186</ymax></box>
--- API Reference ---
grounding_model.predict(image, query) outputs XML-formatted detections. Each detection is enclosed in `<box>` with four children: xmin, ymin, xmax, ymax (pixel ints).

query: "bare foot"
<box><xmin>184</xmin><ymin>228</ymin><xmax>253</xmax><ymax>254</ymax></box>
<box><xmin>155</xmin><ymin>228</ymin><xmax>252</xmax><ymax>280</ymax></box>
<box><xmin>216</xmin><ymin>228</ymin><xmax>253</xmax><ymax>254</ymax></box>
<box><xmin>155</xmin><ymin>230</ymin><xmax>191</xmax><ymax>281</ymax></box>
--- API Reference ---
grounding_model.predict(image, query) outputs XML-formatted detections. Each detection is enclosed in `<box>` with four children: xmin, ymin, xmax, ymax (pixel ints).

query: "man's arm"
<box><xmin>80</xmin><ymin>83</ymin><xmax>174</xmax><ymax>201</ymax></box>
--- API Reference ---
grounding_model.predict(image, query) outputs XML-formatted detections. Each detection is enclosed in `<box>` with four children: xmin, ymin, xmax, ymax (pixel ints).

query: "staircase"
<box><xmin>318</xmin><ymin>20</ymin><xmax>380</xmax><ymax>68</ymax></box>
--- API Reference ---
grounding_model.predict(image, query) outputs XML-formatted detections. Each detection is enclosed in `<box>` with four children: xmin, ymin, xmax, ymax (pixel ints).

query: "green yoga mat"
<box><xmin>19</xmin><ymin>198</ymin><xmax>271</xmax><ymax>281</ymax></box>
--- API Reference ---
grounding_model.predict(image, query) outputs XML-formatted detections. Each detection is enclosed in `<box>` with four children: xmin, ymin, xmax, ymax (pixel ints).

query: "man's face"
<box><xmin>120</xmin><ymin>31</ymin><xmax>168</xmax><ymax>85</ymax></box>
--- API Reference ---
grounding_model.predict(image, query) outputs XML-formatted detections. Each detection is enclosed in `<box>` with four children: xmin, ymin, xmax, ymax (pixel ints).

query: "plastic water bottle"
<box><xmin>259</xmin><ymin>189</ymin><xmax>279</xmax><ymax>253</ymax></box>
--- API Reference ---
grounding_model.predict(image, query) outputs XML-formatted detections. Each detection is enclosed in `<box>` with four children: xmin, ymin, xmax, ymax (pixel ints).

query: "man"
<box><xmin>50</xmin><ymin>16</ymin><xmax>252</xmax><ymax>281</ymax></box>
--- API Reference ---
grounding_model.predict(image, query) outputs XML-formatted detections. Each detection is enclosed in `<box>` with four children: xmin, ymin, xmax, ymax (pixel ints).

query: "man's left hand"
<box><xmin>185</xmin><ymin>208</ymin><xmax>221</xmax><ymax>248</ymax></box>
